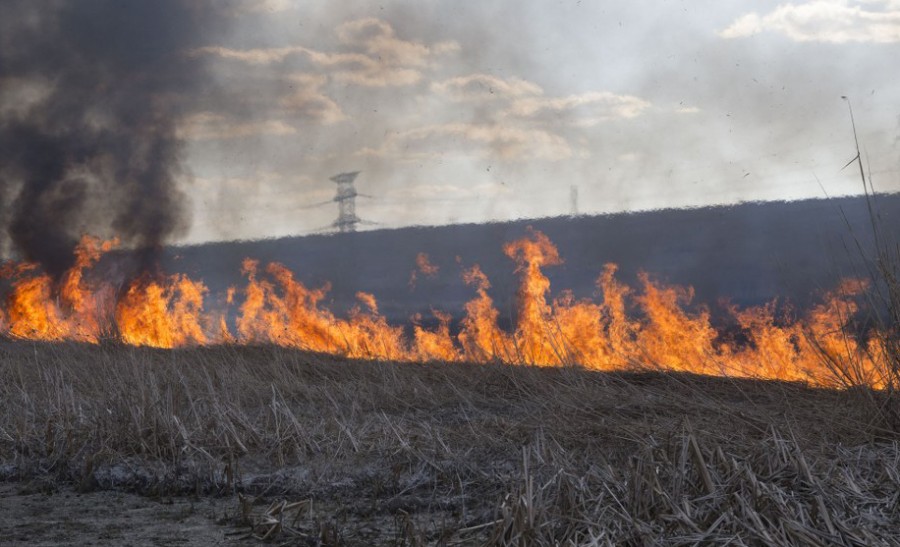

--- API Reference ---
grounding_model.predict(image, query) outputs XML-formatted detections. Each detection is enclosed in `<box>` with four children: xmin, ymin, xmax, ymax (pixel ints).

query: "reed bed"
<box><xmin>0</xmin><ymin>342</ymin><xmax>898</xmax><ymax>545</ymax></box>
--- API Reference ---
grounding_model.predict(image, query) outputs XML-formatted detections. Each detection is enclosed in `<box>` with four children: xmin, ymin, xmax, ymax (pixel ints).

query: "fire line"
<box><xmin>0</xmin><ymin>231</ymin><xmax>887</xmax><ymax>389</ymax></box>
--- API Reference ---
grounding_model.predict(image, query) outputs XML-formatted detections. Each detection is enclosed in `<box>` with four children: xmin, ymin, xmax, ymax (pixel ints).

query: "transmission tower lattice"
<box><xmin>330</xmin><ymin>171</ymin><xmax>362</xmax><ymax>233</ymax></box>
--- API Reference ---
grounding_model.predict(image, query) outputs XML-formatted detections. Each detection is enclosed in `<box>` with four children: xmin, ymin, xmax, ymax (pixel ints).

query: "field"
<box><xmin>1</xmin><ymin>343</ymin><xmax>899</xmax><ymax>545</ymax></box>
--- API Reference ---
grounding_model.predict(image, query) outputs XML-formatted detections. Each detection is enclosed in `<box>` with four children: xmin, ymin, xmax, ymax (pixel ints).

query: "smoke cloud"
<box><xmin>5</xmin><ymin>2</ymin><xmax>898</xmax><ymax>249</ymax></box>
<box><xmin>175</xmin><ymin>1</ymin><xmax>900</xmax><ymax>243</ymax></box>
<box><xmin>0</xmin><ymin>1</ymin><xmax>229</xmax><ymax>276</ymax></box>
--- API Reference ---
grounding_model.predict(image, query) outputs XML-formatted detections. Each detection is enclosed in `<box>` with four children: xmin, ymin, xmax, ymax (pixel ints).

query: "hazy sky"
<box><xmin>182</xmin><ymin>0</ymin><xmax>900</xmax><ymax>243</ymax></box>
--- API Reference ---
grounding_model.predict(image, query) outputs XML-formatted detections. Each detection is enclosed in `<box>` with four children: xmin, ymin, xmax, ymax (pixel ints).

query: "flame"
<box><xmin>235</xmin><ymin>259</ymin><xmax>408</xmax><ymax>359</ymax></box>
<box><xmin>0</xmin><ymin>230</ymin><xmax>892</xmax><ymax>389</ymax></box>
<box><xmin>416</xmin><ymin>253</ymin><xmax>439</xmax><ymax>277</ymax></box>
<box><xmin>413</xmin><ymin>310</ymin><xmax>459</xmax><ymax>362</ymax></box>
<box><xmin>502</xmin><ymin>229</ymin><xmax>562</xmax><ymax>365</ymax></box>
<box><xmin>457</xmin><ymin>265</ymin><xmax>512</xmax><ymax>362</ymax></box>
<box><xmin>633</xmin><ymin>273</ymin><xmax>722</xmax><ymax>375</ymax></box>
<box><xmin>409</xmin><ymin>252</ymin><xmax>439</xmax><ymax>288</ymax></box>
<box><xmin>115</xmin><ymin>274</ymin><xmax>209</xmax><ymax>348</ymax></box>
<box><xmin>4</xmin><ymin>236</ymin><xmax>117</xmax><ymax>342</ymax></box>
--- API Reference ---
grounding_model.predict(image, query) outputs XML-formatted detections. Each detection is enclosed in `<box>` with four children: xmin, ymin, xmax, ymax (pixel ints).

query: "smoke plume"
<box><xmin>0</xmin><ymin>1</ymin><xmax>228</xmax><ymax>276</ymax></box>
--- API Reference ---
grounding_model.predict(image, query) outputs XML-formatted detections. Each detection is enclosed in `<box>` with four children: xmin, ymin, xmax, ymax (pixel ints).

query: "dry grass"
<box><xmin>830</xmin><ymin>102</ymin><xmax>900</xmax><ymax>431</ymax></box>
<box><xmin>2</xmin><ymin>342</ymin><xmax>899</xmax><ymax>545</ymax></box>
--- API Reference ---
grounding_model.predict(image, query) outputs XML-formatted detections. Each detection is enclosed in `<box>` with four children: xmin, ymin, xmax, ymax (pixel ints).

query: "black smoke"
<box><xmin>0</xmin><ymin>1</ymin><xmax>229</xmax><ymax>277</ymax></box>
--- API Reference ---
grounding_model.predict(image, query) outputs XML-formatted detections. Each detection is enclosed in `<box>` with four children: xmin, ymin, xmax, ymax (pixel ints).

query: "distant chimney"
<box><xmin>570</xmin><ymin>185</ymin><xmax>579</xmax><ymax>217</ymax></box>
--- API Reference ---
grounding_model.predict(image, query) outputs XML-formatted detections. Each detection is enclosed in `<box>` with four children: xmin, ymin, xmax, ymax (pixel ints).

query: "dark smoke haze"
<box><xmin>0</xmin><ymin>1</ymin><xmax>228</xmax><ymax>276</ymax></box>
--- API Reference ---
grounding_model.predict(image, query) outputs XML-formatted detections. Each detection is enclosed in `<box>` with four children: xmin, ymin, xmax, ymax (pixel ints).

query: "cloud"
<box><xmin>197</xmin><ymin>45</ymin><xmax>423</xmax><ymax>86</ymax></box>
<box><xmin>0</xmin><ymin>77</ymin><xmax>53</xmax><ymax>119</ymax></box>
<box><xmin>431</xmin><ymin>75</ymin><xmax>653</xmax><ymax>124</ymax></box>
<box><xmin>332</xmin><ymin>66</ymin><xmax>423</xmax><ymax>87</ymax></box>
<box><xmin>350</xmin><ymin>75</ymin><xmax>651</xmax><ymax>164</ymax></box>
<box><xmin>281</xmin><ymin>73</ymin><xmax>345</xmax><ymax>124</ymax></box>
<box><xmin>286</xmin><ymin>46</ymin><xmax>426</xmax><ymax>86</ymax></box>
<box><xmin>359</xmin><ymin>123</ymin><xmax>575</xmax><ymax>161</ymax></box>
<box><xmin>431</xmin><ymin>74</ymin><xmax>544</xmax><ymax>102</ymax></box>
<box><xmin>194</xmin><ymin>45</ymin><xmax>305</xmax><ymax>64</ymax></box>
<box><xmin>506</xmin><ymin>91</ymin><xmax>652</xmax><ymax>126</ymax></box>
<box><xmin>192</xmin><ymin>15</ymin><xmax>655</xmax><ymax>179</ymax></box>
<box><xmin>229</xmin><ymin>0</ymin><xmax>293</xmax><ymax>15</ymax></box>
<box><xmin>196</xmin><ymin>18</ymin><xmax>458</xmax><ymax>87</ymax></box>
<box><xmin>335</xmin><ymin>18</ymin><xmax>459</xmax><ymax>68</ymax></box>
<box><xmin>178</xmin><ymin>112</ymin><xmax>296</xmax><ymax>140</ymax></box>
<box><xmin>720</xmin><ymin>0</ymin><xmax>900</xmax><ymax>43</ymax></box>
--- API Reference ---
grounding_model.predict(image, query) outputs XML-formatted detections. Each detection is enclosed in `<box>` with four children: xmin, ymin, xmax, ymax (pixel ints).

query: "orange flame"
<box><xmin>503</xmin><ymin>229</ymin><xmax>562</xmax><ymax>365</ymax></box>
<box><xmin>4</xmin><ymin>236</ymin><xmax>117</xmax><ymax>342</ymax></box>
<box><xmin>115</xmin><ymin>274</ymin><xmax>209</xmax><ymax>348</ymax></box>
<box><xmin>413</xmin><ymin>310</ymin><xmax>459</xmax><ymax>362</ymax></box>
<box><xmin>409</xmin><ymin>252</ymin><xmax>439</xmax><ymax>288</ymax></box>
<box><xmin>458</xmin><ymin>265</ymin><xmax>512</xmax><ymax>362</ymax></box>
<box><xmin>0</xmin><ymin>230</ymin><xmax>890</xmax><ymax>388</ymax></box>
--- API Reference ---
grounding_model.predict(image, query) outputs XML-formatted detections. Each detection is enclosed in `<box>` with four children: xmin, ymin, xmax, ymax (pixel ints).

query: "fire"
<box><xmin>235</xmin><ymin>259</ymin><xmax>408</xmax><ymax>359</ymax></box>
<box><xmin>634</xmin><ymin>273</ymin><xmax>722</xmax><ymax>375</ymax></box>
<box><xmin>416</xmin><ymin>253</ymin><xmax>439</xmax><ymax>277</ymax></box>
<box><xmin>457</xmin><ymin>265</ymin><xmax>513</xmax><ymax>362</ymax></box>
<box><xmin>409</xmin><ymin>252</ymin><xmax>439</xmax><ymax>288</ymax></box>
<box><xmin>115</xmin><ymin>275</ymin><xmax>209</xmax><ymax>349</ymax></box>
<box><xmin>0</xmin><ymin>230</ymin><xmax>891</xmax><ymax>389</ymax></box>
<box><xmin>413</xmin><ymin>310</ymin><xmax>459</xmax><ymax>362</ymax></box>
<box><xmin>503</xmin><ymin>229</ymin><xmax>562</xmax><ymax>365</ymax></box>
<box><xmin>4</xmin><ymin>236</ymin><xmax>117</xmax><ymax>342</ymax></box>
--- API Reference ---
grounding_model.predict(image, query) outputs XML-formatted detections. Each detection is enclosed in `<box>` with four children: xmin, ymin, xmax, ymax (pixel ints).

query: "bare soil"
<box><xmin>0</xmin><ymin>482</ymin><xmax>244</xmax><ymax>546</ymax></box>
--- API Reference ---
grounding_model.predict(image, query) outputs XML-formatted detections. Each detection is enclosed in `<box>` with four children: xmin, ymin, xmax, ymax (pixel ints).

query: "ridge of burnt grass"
<box><xmin>2</xmin><ymin>342</ymin><xmax>898</xmax><ymax>545</ymax></box>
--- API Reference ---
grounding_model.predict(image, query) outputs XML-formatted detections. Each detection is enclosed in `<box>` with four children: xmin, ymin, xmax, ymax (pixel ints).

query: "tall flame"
<box><xmin>458</xmin><ymin>265</ymin><xmax>512</xmax><ymax>362</ymax></box>
<box><xmin>4</xmin><ymin>236</ymin><xmax>117</xmax><ymax>342</ymax></box>
<box><xmin>115</xmin><ymin>275</ymin><xmax>209</xmax><ymax>348</ymax></box>
<box><xmin>503</xmin><ymin>229</ymin><xmax>562</xmax><ymax>365</ymax></box>
<box><xmin>0</xmin><ymin>230</ymin><xmax>890</xmax><ymax>388</ymax></box>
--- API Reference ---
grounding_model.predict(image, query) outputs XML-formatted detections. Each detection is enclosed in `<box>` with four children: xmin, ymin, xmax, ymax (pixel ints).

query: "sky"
<box><xmin>164</xmin><ymin>1</ymin><xmax>899</xmax><ymax>242</ymax></box>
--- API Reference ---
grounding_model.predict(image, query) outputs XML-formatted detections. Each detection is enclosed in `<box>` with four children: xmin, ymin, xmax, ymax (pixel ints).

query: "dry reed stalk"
<box><xmin>1</xmin><ymin>343</ymin><xmax>899</xmax><ymax>544</ymax></box>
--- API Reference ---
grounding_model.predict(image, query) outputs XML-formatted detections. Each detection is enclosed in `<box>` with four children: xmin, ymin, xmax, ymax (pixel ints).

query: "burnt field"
<box><xmin>2</xmin><ymin>343</ymin><xmax>899</xmax><ymax>545</ymax></box>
